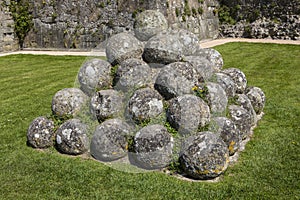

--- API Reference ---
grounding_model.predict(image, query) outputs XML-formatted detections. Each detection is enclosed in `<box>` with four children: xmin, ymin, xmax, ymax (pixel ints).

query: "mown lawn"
<box><xmin>0</xmin><ymin>43</ymin><xmax>299</xmax><ymax>199</ymax></box>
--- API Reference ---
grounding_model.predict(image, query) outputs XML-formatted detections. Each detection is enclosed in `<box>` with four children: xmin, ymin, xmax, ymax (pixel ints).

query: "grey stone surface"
<box><xmin>134</xmin><ymin>10</ymin><xmax>168</xmax><ymax>41</ymax></box>
<box><xmin>90</xmin><ymin>119</ymin><xmax>131</xmax><ymax>162</ymax></box>
<box><xmin>27</xmin><ymin>116</ymin><xmax>55</xmax><ymax>148</ymax></box>
<box><xmin>246</xmin><ymin>86</ymin><xmax>266</xmax><ymax>114</ymax></box>
<box><xmin>131</xmin><ymin>124</ymin><xmax>173</xmax><ymax>170</ymax></box>
<box><xmin>236</xmin><ymin>94</ymin><xmax>258</xmax><ymax>126</ymax></box>
<box><xmin>167</xmin><ymin>94</ymin><xmax>211</xmax><ymax>136</ymax></box>
<box><xmin>52</xmin><ymin>88</ymin><xmax>88</xmax><ymax>117</ymax></box>
<box><xmin>193</xmin><ymin>47</ymin><xmax>224</xmax><ymax>71</ymax></box>
<box><xmin>209</xmin><ymin>117</ymin><xmax>241</xmax><ymax>155</ymax></box>
<box><xmin>154</xmin><ymin>62</ymin><xmax>201</xmax><ymax>100</ymax></box>
<box><xmin>90</xmin><ymin>89</ymin><xmax>124</xmax><ymax>121</ymax></box>
<box><xmin>185</xmin><ymin>56</ymin><xmax>214</xmax><ymax>81</ymax></box>
<box><xmin>56</xmin><ymin>119</ymin><xmax>89</xmax><ymax>155</ymax></box>
<box><xmin>179</xmin><ymin>131</ymin><xmax>229</xmax><ymax>180</ymax></box>
<box><xmin>142</xmin><ymin>29</ymin><xmax>199</xmax><ymax>64</ymax></box>
<box><xmin>205</xmin><ymin>82</ymin><xmax>228</xmax><ymax>115</ymax></box>
<box><xmin>127</xmin><ymin>88</ymin><xmax>164</xmax><ymax>124</ymax></box>
<box><xmin>213</xmin><ymin>73</ymin><xmax>236</xmax><ymax>98</ymax></box>
<box><xmin>227</xmin><ymin>105</ymin><xmax>252</xmax><ymax>139</ymax></box>
<box><xmin>106</xmin><ymin>32</ymin><xmax>144</xmax><ymax>66</ymax></box>
<box><xmin>222</xmin><ymin>68</ymin><xmax>247</xmax><ymax>94</ymax></box>
<box><xmin>77</xmin><ymin>58</ymin><xmax>112</xmax><ymax>96</ymax></box>
<box><xmin>114</xmin><ymin>58</ymin><xmax>152</xmax><ymax>92</ymax></box>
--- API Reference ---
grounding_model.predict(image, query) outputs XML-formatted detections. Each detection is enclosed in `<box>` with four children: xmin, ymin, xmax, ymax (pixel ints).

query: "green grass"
<box><xmin>0</xmin><ymin>43</ymin><xmax>299</xmax><ymax>199</ymax></box>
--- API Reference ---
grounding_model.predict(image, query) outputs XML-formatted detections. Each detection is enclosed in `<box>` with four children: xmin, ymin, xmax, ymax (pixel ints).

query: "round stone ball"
<box><xmin>222</xmin><ymin>68</ymin><xmax>247</xmax><ymax>94</ymax></box>
<box><xmin>227</xmin><ymin>105</ymin><xmax>252</xmax><ymax>140</ymax></box>
<box><xmin>114</xmin><ymin>58</ymin><xmax>152</xmax><ymax>92</ymax></box>
<box><xmin>179</xmin><ymin>131</ymin><xmax>229</xmax><ymax>180</ymax></box>
<box><xmin>27</xmin><ymin>116</ymin><xmax>55</xmax><ymax>148</ymax></box>
<box><xmin>214</xmin><ymin>72</ymin><xmax>236</xmax><ymax>98</ymax></box>
<box><xmin>193</xmin><ymin>47</ymin><xmax>224</xmax><ymax>71</ymax></box>
<box><xmin>56</xmin><ymin>119</ymin><xmax>89</xmax><ymax>155</ymax></box>
<box><xmin>209</xmin><ymin>117</ymin><xmax>241</xmax><ymax>156</ymax></box>
<box><xmin>246</xmin><ymin>86</ymin><xmax>266</xmax><ymax>114</ymax></box>
<box><xmin>143</xmin><ymin>29</ymin><xmax>199</xmax><ymax>64</ymax></box>
<box><xmin>205</xmin><ymin>82</ymin><xmax>228</xmax><ymax>115</ymax></box>
<box><xmin>52</xmin><ymin>88</ymin><xmax>88</xmax><ymax>118</ymax></box>
<box><xmin>134</xmin><ymin>10</ymin><xmax>168</xmax><ymax>41</ymax></box>
<box><xmin>77</xmin><ymin>58</ymin><xmax>112</xmax><ymax>96</ymax></box>
<box><xmin>167</xmin><ymin>94</ymin><xmax>211</xmax><ymax>136</ymax></box>
<box><xmin>185</xmin><ymin>56</ymin><xmax>214</xmax><ymax>81</ymax></box>
<box><xmin>90</xmin><ymin>89</ymin><xmax>124</xmax><ymax>121</ymax></box>
<box><xmin>236</xmin><ymin>94</ymin><xmax>257</xmax><ymax>126</ymax></box>
<box><xmin>106</xmin><ymin>32</ymin><xmax>144</xmax><ymax>66</ymax></box>
<box><xmin>131</xmin><ymin>124</ymin><xmax>173</xmax><ymax>170</ymax></box>
<box><xmin>154</xmin><ymin>62</ymin><xmax>201</xmax><ymax>100</ymax></box>
<box><xmin>90</xmin><ymin>119</ymin><xmax>132</xmax><ymax>162</ymax></box>
<box><xmin>127</xmin><ymin>87</ymin><xmax>164</xmax><ymax>124</ymax></box>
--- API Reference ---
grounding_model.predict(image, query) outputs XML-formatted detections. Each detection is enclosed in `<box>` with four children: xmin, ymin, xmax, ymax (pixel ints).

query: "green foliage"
<box><xmin>175</xmin><ymin>7</ymin><xmax>180</xmax><ymax>17</ymax></box>
<box><xmin>183</xmin><ymin>1</ymin><xmax>191</xmax><ymax>17</ymax></box>
<box><xmin>192</xmin><ymin>84</ymin><xmax>209</xmax><ymax>103</ymax></box>
<box><xmin>198</xmin><ymin>0</ymin><xmax>204</xmax><ymax>4</ymax></box>
<box><xmin>198</xmin><ymin>7</ymin><xmax>204</xmax><ymax>15</ymax></box>
<box><xmin>218</xmin><ymin>5</ymin><xmax>236</xmax><ymax>25</ymax></box>
<box><xmin>8</xmin><ymin>0</ymin><xmax>33</xmax><ymax>49</ymax></box>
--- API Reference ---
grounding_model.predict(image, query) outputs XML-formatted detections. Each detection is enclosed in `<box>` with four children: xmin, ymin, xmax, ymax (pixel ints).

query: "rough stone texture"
<box><xmin>185</xmin><ymin>56</ymin><xmax>214</xmax><ymax>81</ymax></box>
<box><xmin>154</xmin><ymin>62</ymin><xmax>201</xmax><ymax>100</ymax></box>
<box><xmin>52</xmin><ymin>88</ymin><xmax>88</xmax><ymax>117</ymax></box>
<box><xmin>90</xmin><ymin>119</ymin><xmax>131</xmax><ymax>162</ymax></box>
<box><xmin>56</xmin><ymin>119</ymin><xmax>89</xmax><ymax>155</ymax></box>
<box><xmin>227</xmin><ymin>105</ymin><xmax>252</xmax><ymax>140</ymax></box>
<box><xmin>236</xmin><ymin>94</ymin><xmax>258</xmax><ymax>126</ymax></box>
<box><xmin>209</xmin><ymin>117</ymin><xmax>241</xmax><ymax>156</ymax></box>
<box><xmin>131</xmin><ymin>124</ymin><xmax>173</xmax><ymax>170</ymax></box>
<box><xmin>213</xmin><ymin>73</ymin><xmax>236</xmax><ymax>98</ymax></box>
<box><xmin>134</xmin><ymin>10</ymin><xmax>168</xmax><ymax>41</ymax></box>
<box><xmin>90</xmin><ymin>89</ymin><xmax>123</xmax><ymax>121</ymax></box>
<box><xmin>179</xmin><ymin>131</ymin><xmax>229</xmax><ymax>180</ymax></box>
<box><xmin>167</xmin><ymin>94</ymin><xmax>211</xmax><ymax>136</ymax></box>
<box><xmin>222</xmin><ymin>68</ymin><xmax>247</xmax><ymax>94</ymax></box>
<box><xmin>77</xmin><ymin>58</ymin><xmax>112</xmax><ymax>96</ymax></box>
<box><xmin>246</xmin><ymin>86</ymin><xmax>266</xmax><ymax>114</ymax></box>
<box><xmin>205</xmin><ymin>82</ymin><xmax>228</xmax><ymax>115</ymax></box>
<box><xmin>114</xmin><ymin>58</ymin><xmax>152</xmax><ymax>92</ymax></box>
<box><xmin>193</xmin><ymin>47</ymin><xmax>224</xmax><ymax>72</ymax></box>
<box><xmin>143</xmin><ymin>29</ymin><xmax>199</xmax><ymax>64</ymax></box>
<box><xmin>106</xmin><ymin>32</ymin><xmax>144</xmax><ymax>66</ymax></box>
<box><xmin>127</xmin><ymin>88</ymin><xmax>164</xmax><ymax>124</ymax></box>
<box><xmin>27</xmin><ymin>116</ymin><xmax>55</xmax><ymax>148</ymax></box>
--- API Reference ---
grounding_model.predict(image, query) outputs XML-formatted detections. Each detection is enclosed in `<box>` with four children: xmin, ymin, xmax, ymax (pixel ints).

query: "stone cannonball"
<box><xmin>222</xmin><ymin>68</ymin><xmax>247</xmax><ymax>94</ymax></box>
<box><xmin>246</xmin><ymin>86</ymin><xmax>266</xmax><ymax>114</ymax></box>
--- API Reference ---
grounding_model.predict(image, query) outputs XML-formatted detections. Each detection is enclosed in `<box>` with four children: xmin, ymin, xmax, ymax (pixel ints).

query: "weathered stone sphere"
<box><xmin>185</xmin><ymin>56</ymin><xmax>214</xmax><ymax>81</ymax></box>
<box><xmin>77</xmin><ymin>58</ymin><xmax>112</xmax><ymax>96</ymax></box>
<box><xmin>246</xmin><ymin>86</ymin><xmax>266</xmax><ymax>114</ymax></box>
<box><xmin>27</xmin><ymin>116</ymin><xmax>55</xmax><ymax>148</ymax></box>
<box><xmin>210</xmin><ymin>117</ymin><xmax>241</xmax><ymax>155</ymax></box>
<box><xmin>214</xmin><ymin>72</ymin><xmax>236</xmax><ymax>98</ymax></box>
<box><xmin>227</xmin><ymin>105</ymin><xmax>252</xmax><ymax>139</ymax></box>
<box><xmin>52</xmin><ymin>88</ymin><xmax>88</xmax><ymax>117</ymax></box>
<box><xmin>56</xmin><ymin>119</ymin><xmax>89</xmax><ymax>155</ymax></box>
<box><xmin>143</xmin><ymin>29</ymin><xmax>199</xmax><ymax>64</ymax></box>
<box><xmin>222</xmin><ymin>68</ymin><xmax>247</xmax><ymax>94</ymax></box>
<box><xmin>205</xmin><ymin>82</ymin><xmax>228</xmax><ymax>115</ymax></box>
<box><xmin>127</xmin><ymin>88</ymin><xmax>164</xmax><ymax>124</ymax></box>
<box><xmin>154</xmin><ymin>62</ymin><xmax>201</xmax><ymax>100</ymax></box>
<box><xmin>106</xmin><ymin>32</ymin><xmax>144</xmax><ymax>66</ymax></box>
<box><xmin>167</xmin><ymin>94</ymin><xmax>210</xmax><ymax>136</ymax></box>
<box><xmin>236</xmin><ymin>94</ymin><xmax>257</xmax><ymax>126</ymax></box>
<box><xmin>90</xmin><ymin>89</ymin><xmax>123</xmax><ymax>121</ymax></box>
<box><xmin>179</xmin><ymin>132</ymin><xmax>229</xmax><ymax>180</ymax></box>
<box><xmin>134</xmin><ymin>10</ymin><xmax>168</xmax><ymax>41</ymax></box>
<box><xmin>194</xmin><ymin>47</ymin><xmax>224</xmax><ymax>71</ymax></box>
<box><xmin>114</xmin><ymin>58</ymin><xmax>152</xmax><ymax>92</ymax></box>
<box><xmin>131</xmin><ymin>124</ymin><xmax>173</xmax><ymax>169</ymax></box>
<box><xmin>90</xmin><ymin>119</ymin><xmax>131</xmax><ymax>162</ymax></box>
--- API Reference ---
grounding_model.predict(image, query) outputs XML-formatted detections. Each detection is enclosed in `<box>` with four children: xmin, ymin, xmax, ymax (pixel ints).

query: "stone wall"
<box><xmin>0</xmin><ymin>1</ymin><xmax>18</xmax><ymax>52</ymax></box>
<box><xmin>23</xmin><ymin>0</ymin><xmax>219</xmax><ymax>49</ymax></box>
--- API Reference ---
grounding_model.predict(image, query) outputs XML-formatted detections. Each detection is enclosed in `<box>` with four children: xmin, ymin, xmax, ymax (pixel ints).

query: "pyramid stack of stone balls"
<box><xmin>27</xmin><ymin>10</ymin><xmax>265</xmax><ymax>180</ymax></box>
